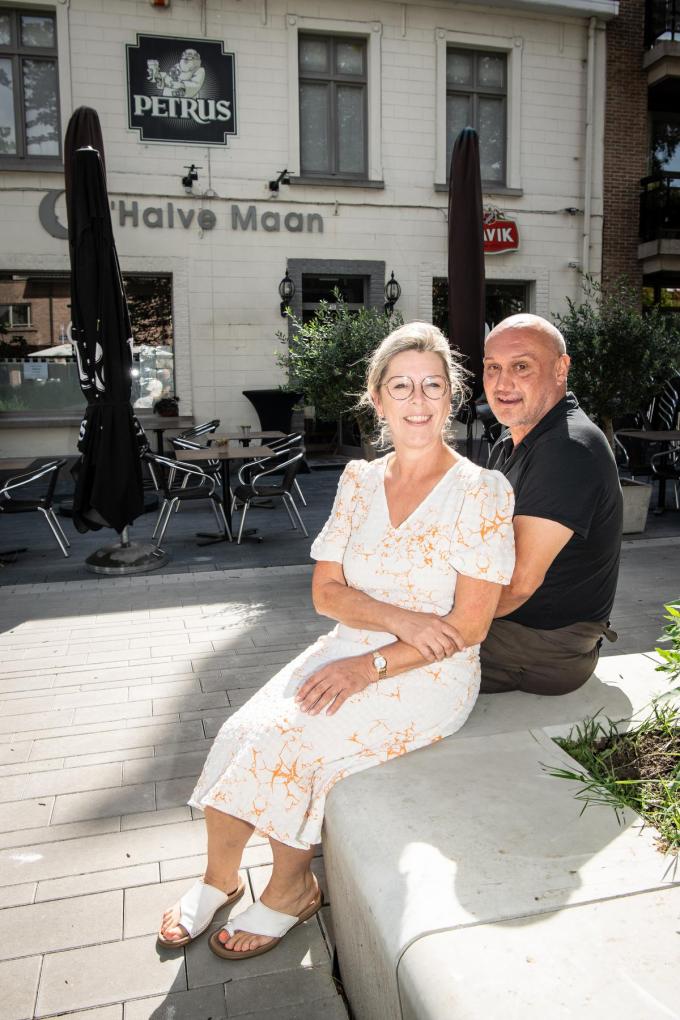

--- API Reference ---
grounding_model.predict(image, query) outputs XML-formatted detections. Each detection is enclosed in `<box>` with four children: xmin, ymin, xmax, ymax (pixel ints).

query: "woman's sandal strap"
<box><xmin>177</xmin><ymin>880</ymin><xmax>230</xmax><ymax>938</ymax></box>
<box><xmin>222</xmin><ymin>899</ymin><xmax>299</xmax><ymax>940</ymax></box>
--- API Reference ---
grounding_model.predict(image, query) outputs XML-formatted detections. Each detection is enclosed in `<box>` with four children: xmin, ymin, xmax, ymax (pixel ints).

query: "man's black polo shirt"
<box><xmin>488</xmin><ymin>392</ymin><xmax>623</xmax><ymax>629</ymax></box>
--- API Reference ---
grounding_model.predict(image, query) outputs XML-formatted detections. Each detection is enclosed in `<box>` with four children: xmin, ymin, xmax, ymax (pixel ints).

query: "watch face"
<box><xmin>374</xmin><ymin>654</ymin><xmax>387</xmax><ymax>670</ymax></box>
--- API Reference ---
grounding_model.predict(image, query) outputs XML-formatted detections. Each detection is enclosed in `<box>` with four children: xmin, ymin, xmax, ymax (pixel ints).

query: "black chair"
<box><xmin>170</xmin><ymin>435</ymin><xmax>223</xmax><ymax>497</ymax></box>
<box><xmin>178</xmin><ymin>419</ymin><xmax>220</xmax><ymax>441</ymax></box>
<box><xmin>0</xmin><ymin>460</ymin><xmax>70</xmax><ymax>557</ymax></box>
<box><xmin>144</xmin><ymin>451</ymin><xmax>231</xmax><ymax>545</ymax></box>
<box><xmin>651</xmin><ymin>446</ymin><xmax>680</xmax><ymax>510</ymax></box>
<box><xmin>615</xmin><ymin>371</ymin><xmax>680</xmax><ymax>477</ymax></box>
<box><xmin>243</xmin><ymin>433</ymin><xmax>308</xmax><ymax>507</ymax></box>
<box><xmin>232</xmin><ymin>451</ymin><xmax>308</xmax><ymax>544</ymax></box>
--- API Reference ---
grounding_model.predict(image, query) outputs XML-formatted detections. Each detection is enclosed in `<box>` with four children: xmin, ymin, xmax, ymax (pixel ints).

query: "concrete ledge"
<box><xmin>323</xmin><ymin>654</ymin><xmax>678</xmax><ymax>1020</ymax></box>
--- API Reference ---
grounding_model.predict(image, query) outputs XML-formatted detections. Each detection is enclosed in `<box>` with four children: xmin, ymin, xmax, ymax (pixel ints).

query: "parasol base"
<box><xmin>85</xmin><ymin>540</ymin><xmax>168</xmax><ymax>575</ymax></box>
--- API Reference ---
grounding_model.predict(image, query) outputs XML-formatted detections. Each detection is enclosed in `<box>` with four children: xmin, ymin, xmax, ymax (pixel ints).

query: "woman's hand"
<box><xmin>392</xmin><ymin>609</ymin><xmax>465</xmax><ymax>662</ymax></box>
<box><xmin>295</xmin><ymin>655</ymin><xmax>374</xmax><ymax>716</ymax></box>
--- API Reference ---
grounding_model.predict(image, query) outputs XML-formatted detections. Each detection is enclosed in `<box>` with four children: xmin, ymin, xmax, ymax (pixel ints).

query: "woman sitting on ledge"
<box><xmin>158</xmin><ymin>321</ymin><xmax>515</xmax><ymax>959</ymax></box>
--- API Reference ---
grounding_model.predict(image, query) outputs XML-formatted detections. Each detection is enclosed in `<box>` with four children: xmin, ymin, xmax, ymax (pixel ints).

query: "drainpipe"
<box><xmin>582</xmin><ymin>17</ymin><xmax>597</xmax><ymax>277</ymax></box>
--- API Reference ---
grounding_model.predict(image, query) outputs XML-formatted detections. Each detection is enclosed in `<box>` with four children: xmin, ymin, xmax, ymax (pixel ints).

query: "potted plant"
<box><xmin>555</xmin><ymin>276</ymin><xmax>680</xmax><ymax>533</ymax></box>
<box><xmin>277</xmin><ymin>294</ymin><xmax>403</xmax><ymax>458</ymax></box>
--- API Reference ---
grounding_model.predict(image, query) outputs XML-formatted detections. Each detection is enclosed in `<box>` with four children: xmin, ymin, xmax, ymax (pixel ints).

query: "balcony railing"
<box><xmin>640</xmin><ymin>171</ymin><xmax>680</xmax><ymax>242</ymax></box>
<box><xmin>645</xmin><ymin>0</ymin><xmax>680</xmax><ymax>48</ymax></box>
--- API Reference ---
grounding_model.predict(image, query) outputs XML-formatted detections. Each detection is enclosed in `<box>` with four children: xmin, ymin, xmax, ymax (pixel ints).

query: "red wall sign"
<box><xmin>483</xmin><ymin>207</ymin><xmax>519</xmax><ymax>254</ymax></box>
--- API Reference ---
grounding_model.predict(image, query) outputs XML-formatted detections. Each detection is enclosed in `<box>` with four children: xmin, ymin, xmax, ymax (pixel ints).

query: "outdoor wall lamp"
<box><xmin>384</xmin><ymin>271</ymin><xmax>402</xmax><ymax>315</ymax></box>
<box><xmin>279</xmin><ymin>270</ymin><xmax>295</xmax><ymax>316</ymax></box>
<box><xmin>182</xmin><ymin>164</ymin><xmax>201</xmax><ymax>193</ymax></box>
<box><xmin>269</xmin><ymin>169</ymin><xmax>291</xmax><ymax>193</ymax></box>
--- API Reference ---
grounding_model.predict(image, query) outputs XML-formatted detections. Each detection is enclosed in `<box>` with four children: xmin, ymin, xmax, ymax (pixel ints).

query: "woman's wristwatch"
<box><xmin>371</xmin><ymin>651</ymin><xmax>388</xmax><ymax>681</ymax></box>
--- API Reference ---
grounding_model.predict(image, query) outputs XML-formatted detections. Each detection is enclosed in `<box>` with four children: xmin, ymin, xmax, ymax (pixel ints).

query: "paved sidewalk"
<box><xmin>0</xmin><ymin>535</ymin><xmax>678</xmax><ymax>1019</ymax></box>
<box><xmin>0</xmin><ymin>566</ymin><xmax>346</xmax><ymax>1020</ymax></box>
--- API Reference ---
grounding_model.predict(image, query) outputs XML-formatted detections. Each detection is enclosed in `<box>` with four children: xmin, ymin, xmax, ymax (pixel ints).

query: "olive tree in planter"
<box><xmin>555</xmin><ymin>277</ymin><xmax>680</xmax><ymax>533</ymax></box>
<box><xmin>277</xmin><ymin>296</ymin><xmax>403</xmax><ymax>458</ymax></box>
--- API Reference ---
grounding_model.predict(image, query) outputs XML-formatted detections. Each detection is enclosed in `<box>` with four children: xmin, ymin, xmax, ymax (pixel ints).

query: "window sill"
<box><xmin>289</xmin><ymin>176</ymin><xmax>385</xmax><ymax>189</ymax></box>
<box><xmin>434</xmin><ymin>183</ymin><xmax>524</xmax><ymax>197</ymax></box>
<box><xmin>0</xmin><ymin>157</ymin><xmax>64</xmax><ymax>173</ymax></box>
<box><xmin>0</xmin><ymin>412</ymin><xmax>83</xmax><ymax>428</ymax></box>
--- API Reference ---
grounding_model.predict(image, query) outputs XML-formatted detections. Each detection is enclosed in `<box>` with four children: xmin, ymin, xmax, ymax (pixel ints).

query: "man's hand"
<box><xmin>295</xmin><ymin>655</ymin><xmax>374</xmax><ymax>716</ymax></box>
<box><xmin>392</xmin><ymin>610</ymin><xmax>466</xmax><ymax>661</ymax></box>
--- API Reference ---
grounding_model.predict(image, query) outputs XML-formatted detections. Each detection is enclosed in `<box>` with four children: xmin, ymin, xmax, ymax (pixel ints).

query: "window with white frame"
<box><xmin>0</xmin><ymin>302</ymin><xmax>31</xmax><ymax>328</ymax></box>
<box><xmin>446</xmin><ymin>48</ymin><xmax>507</xmax><ymax>185</ymax></box>
<box><xmin>0</xmin><ymin>7</ymin><xmax>60</xmax><ymax>161</ymax></box>
<box><xmin>298</xmin><ymin>33</ymin><xmax>367</xmax><ymax>178</ymax></box>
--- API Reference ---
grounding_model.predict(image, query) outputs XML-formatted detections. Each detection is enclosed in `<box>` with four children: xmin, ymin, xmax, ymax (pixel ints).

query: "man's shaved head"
<box><xmin>486</xmin><ymin>314</ymin><xmax>567</xmax><ymax>356</ymax></box>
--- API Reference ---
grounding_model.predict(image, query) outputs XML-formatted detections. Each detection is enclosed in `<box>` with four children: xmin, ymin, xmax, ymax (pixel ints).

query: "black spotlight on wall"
<box><xmin>182</xmin><ymin>164</ymin><xmax>201</xmax><ymax>193</ymax></box>
<box><xmin>279</xmin><ymin>270</ymin><xmax>295</xmax><ymax>317</ymax></box>
<box><xmin>384</xmin><ymin>271</ymin><xmax>402</xmax><ymax>315</ymax></box>
<box><xmin>269</xmin><ymin>168</ymin><xmax>291</xmax><ymax>192</ymax></box>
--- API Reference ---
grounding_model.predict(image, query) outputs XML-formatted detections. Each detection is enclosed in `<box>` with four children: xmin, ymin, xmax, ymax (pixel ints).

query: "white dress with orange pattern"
<box><xmin>189</xmin><ymin>456</ymin><xmax>515</xmax><ymax>849</ymax></box>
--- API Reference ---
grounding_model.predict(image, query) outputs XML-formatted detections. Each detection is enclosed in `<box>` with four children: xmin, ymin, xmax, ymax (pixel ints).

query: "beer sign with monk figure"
<box><xmin>126</xmin><ymin>35</ymin><xmax>237</xmax><ymax>145</ymax></box>
<box><xmin>483</xmin><ymin>207</ymin><xmax>520</xmax><ymax>254</ymax></box>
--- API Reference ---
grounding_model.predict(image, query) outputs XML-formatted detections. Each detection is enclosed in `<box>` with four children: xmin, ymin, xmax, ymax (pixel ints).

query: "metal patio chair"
<box><xmin>238</xmin><ymin>433</ymin><xmax>308</xmax><ymax>507</ymax></box>
<box><xmin>178</xmin><ymin>419</ymin><xmax>220</xmax><ymax>441</ymax></box>
<box><xmin>231</xmin><ymin>451</ymin><xmax>308</xmax><ymax>544</ymax></box>
<box><xmin>0</xmin><ymin>459</ymin><xmax>71</xmax><ymax>557</ymax></box>
<box><xmin>143</xmin><ymin>451</ymin><xmax>231</xmax><ymax>545</ymax></box>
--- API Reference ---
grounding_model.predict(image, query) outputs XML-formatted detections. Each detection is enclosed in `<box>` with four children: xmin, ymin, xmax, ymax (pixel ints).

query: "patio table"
<box><xmin>615</xmin><ymin>429</ymin><xmax>680</xmax><ymax>511</ymax></box>
<box><xmin>213</xmin><ymin>430</ymin><xmax>286</xmax><ymax>448</ymax></box>
<box><xmin>138</xmin><ymin>414</ymin><xmax>195</xmax><ymax>453</ymax></box>
<box><xmin>175</xmin><ymin>443</ymin><xmax>273</xmax><ymax>543</ymax></box>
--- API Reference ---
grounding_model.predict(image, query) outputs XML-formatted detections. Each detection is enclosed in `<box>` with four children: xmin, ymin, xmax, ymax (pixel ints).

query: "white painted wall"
<box><xmin>0</xmin><ymin>0</ymin><xmax>609</xmax><ymax>454</ymax></box>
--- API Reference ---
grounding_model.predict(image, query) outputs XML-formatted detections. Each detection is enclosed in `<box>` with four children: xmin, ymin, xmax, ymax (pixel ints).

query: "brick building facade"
<box><xmin>602</xmin><ymin>0</ymin><xmax>649</xmax><ymax>291</ymax></box>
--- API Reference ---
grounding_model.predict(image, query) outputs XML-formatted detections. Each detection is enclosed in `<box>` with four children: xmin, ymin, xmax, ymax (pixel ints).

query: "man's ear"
<box><xmin>557</xmin><ymin>354</ymin><xmax>571</xmax><ymax>384</ymax></box>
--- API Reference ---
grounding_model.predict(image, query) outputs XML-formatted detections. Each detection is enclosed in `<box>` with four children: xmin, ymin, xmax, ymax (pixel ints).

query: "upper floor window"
<box><xmin>0</xmin><ymin>8</ymin><xmax>60</xmax><ymax>161</ymax></box>
<box><xmin>447</xmin><ymin>48</ymin><xmax>506</xmax><ymax>185</ymax></box>
<box><xmin>0</xmin><ymin>302</ymin><xmax>31</xmax><ymax>328</ymax></box>
<box><xmin>298</xmin><ymin>33</ymin><xmax>367</xmax><ymax>179</ymax></box>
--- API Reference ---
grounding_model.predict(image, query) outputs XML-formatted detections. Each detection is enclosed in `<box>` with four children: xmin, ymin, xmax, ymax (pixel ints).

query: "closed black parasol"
<box><xmin>448</xmin><ymin>127</ymin><xmax>485</xmax><ymax>402</ymax></box>
<box><xmin>68</xmin><ymin>144</ymin><xmax>146</xmax><ymax>535</ymax></box>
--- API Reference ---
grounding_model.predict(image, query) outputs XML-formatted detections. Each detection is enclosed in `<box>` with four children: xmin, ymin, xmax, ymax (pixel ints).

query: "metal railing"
<box><xmin>639</xmin><ymin>171</ymin><xmax>680</xmax><ymax>241</ymax></box>
<box><xmin>645</xmin><ymin>0</ymin><xmax>680</xmax><ymax>48</ymax></box>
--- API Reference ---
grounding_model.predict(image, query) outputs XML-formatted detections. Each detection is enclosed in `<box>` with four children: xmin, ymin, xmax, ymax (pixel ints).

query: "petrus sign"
<box><xmin>126</xmin><ymin>35</ymin><xmax>237</xmax><ymax>145</ymax></box>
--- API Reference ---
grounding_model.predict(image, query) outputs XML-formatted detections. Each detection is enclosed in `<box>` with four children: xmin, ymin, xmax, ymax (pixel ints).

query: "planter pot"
<box><xmin>242</xmin><ymin>389</ymin><xmax>303</xmax><ymax>434</ymax></box>
<box><xmin>621</xmin><ymin>478</ymin><xmax>652</xmax><ymax>534</ymax></box>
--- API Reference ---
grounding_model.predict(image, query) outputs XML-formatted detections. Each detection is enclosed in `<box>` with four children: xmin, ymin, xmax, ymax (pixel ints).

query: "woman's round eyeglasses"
<box><xmin>382</xmin><ymin>375</ymin><xmax>450</xmax><ymax>401</ymax></box>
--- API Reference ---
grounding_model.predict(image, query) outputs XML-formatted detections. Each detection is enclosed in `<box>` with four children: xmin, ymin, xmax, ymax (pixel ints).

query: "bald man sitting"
<box><xmin>478</xmin><ymin>314</ymin><xmax>622</xmax><ymax>695</ymax></box>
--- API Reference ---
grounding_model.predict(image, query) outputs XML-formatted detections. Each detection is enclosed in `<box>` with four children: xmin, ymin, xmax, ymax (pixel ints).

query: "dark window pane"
<box><xmin>485</xmin><ymin>282</ymin><xmax>528</xmax><ymax>329</ymax></box>
<box><xmin>0</xmin><ymin>57</ymin><xmax>16</xmax><ymax>154</ymax></box>
<box><xmin>300</xmin><ymin>82</ymin><xmax>330</xmax><ymax>173</ymax></box>
<box><xmin>446</xmin><ymin>93</ymin><xmax>470</xmax><ymax>171</ymax></box>
<box><xmin>12</xmin><ymin>304</ymin><xmax>30</xmax><ymax>326</ymax></box>
<box><xmin>335</xmin><ymin>40</ymin><xmax>364</xmax><ymax>75</ymax></box>
<box><xmin>650</xmin><ymin>115</ymin><xmax>680</xmax><ymax>173</ymax></box>
<box><xmin>478</xmin><ymin>53</ymin><xmax>504</xmax><ymax>88</ymax></box>
<box><xmin>21</xmin><ymin>14</ymin><xmax>55</xmax><ymax>48</ymax></box>
<box><xmin>23</xmin><ymin>58</ymin><xmax>59</xmax><ymax>155</ymax></box>
<box><xmin>447</xmin><ymin>49</ymin><xmax>473</xmax><ymax>86</ymax></box>
<box><xmin>432</xmin><ymin>278</ymin><xmax>529</xmax><ymax>336</ymax></box>
<box><xmin>336</xmin><ymin>85</ymin><xmax>364</xmax><ymax>174</ymax></box>
<box><xmin>302</xmin><ymin>274</ymin><xmax>366</xmax><ymax>304</ymax></box>
<box><xmin>0</xmin><ymin>14</ymin><xmax>11</xmax><ymax>46</ymax></box>
<box><xmin>299</xmin><ymin>36</ymin><xmax>328</xmax><ymax>73</ymax></box>
<box><xmin>479</xmin><ymin>96</ymin><xmax>504</xmax><ymax>181</ymax></box>
<box><xmin>0</xmin><ymin>304</ymin><xmax>10</xmax><ymax>327</ymax></box>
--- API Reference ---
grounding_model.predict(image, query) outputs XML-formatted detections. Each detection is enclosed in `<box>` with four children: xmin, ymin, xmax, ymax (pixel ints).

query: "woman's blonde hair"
<box><xmin>356</xmin><ymin>321</ymin><xmax>469</xmax><ymax>449</ymax></box>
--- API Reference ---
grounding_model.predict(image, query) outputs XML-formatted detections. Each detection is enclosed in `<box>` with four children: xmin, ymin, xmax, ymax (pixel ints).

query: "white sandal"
<box><xmin>157</xmin><ymin>876</ymin><xmax>245</xmax><ymax>948</ymax></box>
<box><xmin>208</xmin><ymin>889</ymin><xmax>324</xmax><ymax>960</ymax></box>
